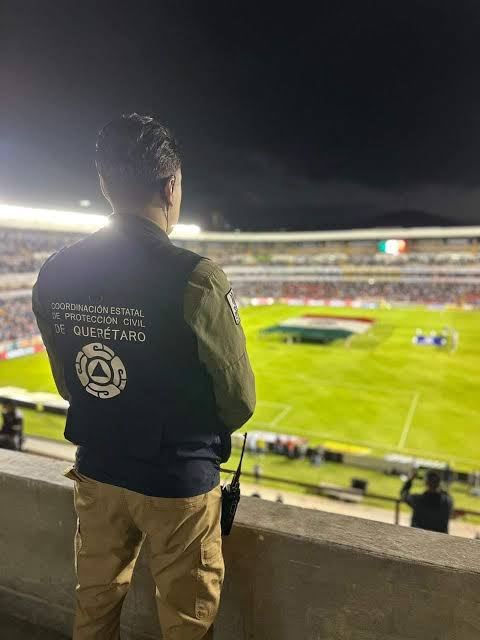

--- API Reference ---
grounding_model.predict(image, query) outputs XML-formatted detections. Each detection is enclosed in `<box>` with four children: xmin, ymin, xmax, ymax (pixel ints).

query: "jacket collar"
<box><xmin>109</xmin><ymin>213</ymin><xmax>171</xmax><ymax>244</ymax></box>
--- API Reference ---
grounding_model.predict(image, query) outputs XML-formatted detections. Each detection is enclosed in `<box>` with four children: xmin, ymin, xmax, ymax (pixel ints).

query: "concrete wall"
<box><xmin>0</xmin><ymin>449</ymin><xmax>479</xmax><ymax>640</ymax></box>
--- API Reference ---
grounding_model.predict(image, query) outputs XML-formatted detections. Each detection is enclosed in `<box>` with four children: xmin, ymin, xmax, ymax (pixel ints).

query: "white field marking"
<box><xmin>270</xmin><ymin>404</ymin><xmax>293</xmax><ymax>426</ymax></box>
<box><xmin>293</xmin><ymin>372</ymin><xmax>413</xmax><ymax>397</ymax></box>
<box><xmin>252</xmin><ymin>401</ymin><xmax>293</xmax><ymax>428</ymax></box>
<box><xmin>257</xmin><ymin>400</ymin><xmax>291</xmax><ymax>409</ymax></box>
<box><xmin>272</xmin><ymin>425</ymin><xmax>397</xmax><ymax>450</ymax></box>
<box><xmin>256</xmin><ymin>368</ymin><xmax>415</xmax><ymax>397</ymax></box>
<box><xmin>397</xmin><ymin>392</ymin><xmax>420</xmax><ymax>449</ymax></box>
<box><xmin>252</xmin><ymin>421</ymin><xmax>278</xmax><ymax>428</ymax></box>
<box><xmin>248</xmin><ymin>422</ymin><xmax>480</xmax><ymax>467</ymax></box>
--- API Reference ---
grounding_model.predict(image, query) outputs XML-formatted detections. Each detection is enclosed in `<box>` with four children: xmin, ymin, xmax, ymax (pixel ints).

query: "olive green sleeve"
<box><xmin>184</xmin><ymin>258</ymin><xmax>256</xmax><ymax>433</ymax></box>
<box><xmin>32</xmin><ymin>280</ymin><xmax>70</xmax><ymax>401</ymax></box>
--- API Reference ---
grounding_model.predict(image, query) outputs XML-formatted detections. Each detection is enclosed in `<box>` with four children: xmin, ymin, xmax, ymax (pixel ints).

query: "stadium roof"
<box><xmin>1</xmin><ymin>204</ymin><xmax>480</xmax><ymax>241</ymax></box>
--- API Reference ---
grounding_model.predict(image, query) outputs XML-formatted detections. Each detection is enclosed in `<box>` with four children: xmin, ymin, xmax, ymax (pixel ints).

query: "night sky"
<box><xmin>2</xmin><ymin>1</ymin><xmax>480</xmax><ymax>231</ymax></box>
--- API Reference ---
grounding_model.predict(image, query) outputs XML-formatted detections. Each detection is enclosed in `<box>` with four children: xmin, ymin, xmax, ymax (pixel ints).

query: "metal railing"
<box><xmin>220</xmin><ymin>467</ymin><xmax>480</xmax><ymax>524</ymax></box>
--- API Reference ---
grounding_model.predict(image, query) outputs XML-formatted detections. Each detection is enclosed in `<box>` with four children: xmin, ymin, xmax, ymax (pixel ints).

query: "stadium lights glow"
<box><xmin>171</xmin><ymin>223</ymin><xmax>201</xmax><ymax>237</ymax></box>
<box><xmin>0</xmin><ymin>204</ymin><xmax>109</xmax><ymax>229</ymax></box>
<box><xmin>0</xmin><ymin>204</ymin><xmax>201</xmax><ymax>236</ymax></box>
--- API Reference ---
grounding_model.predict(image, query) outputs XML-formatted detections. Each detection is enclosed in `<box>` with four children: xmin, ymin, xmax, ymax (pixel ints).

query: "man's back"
<box><xmin>32</xmin><ymin>114</ymin><xmax>255</xmax><ymax>640</ymax></box>
<box><xmin>401</xmin><ymin>474</ymin><xmax>452</xmax><ymax>533</ymax></box>
<box><xmin>33</xmin><ymin>213</ymin><xmax>249</xmax><ymax>497</ymax></box>
<box><xmin>408</xmin><ymin>491</ymin><xmax>452</xmax><ymax>533</ymax></box>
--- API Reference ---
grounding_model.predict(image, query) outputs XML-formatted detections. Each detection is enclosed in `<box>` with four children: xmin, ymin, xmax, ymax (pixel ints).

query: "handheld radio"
<box><xmin>221</xmin><ymin>432</ymin><xmax>247</xmax><ymax>536</ymax></box>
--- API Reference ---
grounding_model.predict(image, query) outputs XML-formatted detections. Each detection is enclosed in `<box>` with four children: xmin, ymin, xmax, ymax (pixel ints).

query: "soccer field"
<box><xmin>1</xmin><ymin>304</ymin><xmax>479</xmax><ymax>467</ymax></box>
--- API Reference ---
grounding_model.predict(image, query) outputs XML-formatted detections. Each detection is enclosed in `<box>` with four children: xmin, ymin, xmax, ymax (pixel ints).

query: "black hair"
<box><xmin>425</xmin><ymin>470</ymin><xmax>441</xmax><ymax>489</ymax></box>
<box><xmin>96</xmin><ymin>113</ymin><xmax>181</xmax><ymax>203</ymax></box>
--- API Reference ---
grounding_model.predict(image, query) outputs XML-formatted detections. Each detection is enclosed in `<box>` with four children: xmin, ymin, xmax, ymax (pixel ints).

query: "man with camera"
<box><xmin>0</xmin><ymin>400</ymin><xmax>24</xmax><ymax>451</ymax></box>
<box><xmin>401</xmin><ymin>468</ymin><xmax>453</xmax><ymax>534</ymax></box>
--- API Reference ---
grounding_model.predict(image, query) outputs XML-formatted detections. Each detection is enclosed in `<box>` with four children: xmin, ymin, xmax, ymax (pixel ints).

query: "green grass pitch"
<box><xmin>1</xmin><ymin>304</ymin><xmax>480</xmax><ymax>512</ymax></box>
<box><xmin>1</xmin><ymin>304</ymin><xmax>479</xmax><ymax>464</ymax></box>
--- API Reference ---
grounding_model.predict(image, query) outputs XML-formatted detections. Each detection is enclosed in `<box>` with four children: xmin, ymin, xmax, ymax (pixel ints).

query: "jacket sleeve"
<box><xmin>32</xmin><ymin>279</ymin><xmax>70</xmax><ymax>401</ymax></box>
<box><xmin>184</xmin><ymin>259</ymin><xmax>256</xmax><ymax>433</ymax></box>
<box><xmin>400</xmin><ymin>478</ymin><xmax>416</xmax><ymax>508</ymax></box>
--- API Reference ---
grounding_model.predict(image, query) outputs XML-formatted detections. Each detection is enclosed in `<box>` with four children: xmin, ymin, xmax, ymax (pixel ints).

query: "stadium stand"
<box><xmin>0</xmin><ymin>207</ymin><xmax>480</xmax><ymax>346</ymax></box>
<box><xmin>0</xmin><ymin>293</ymin><xmax>36</xmax><ymax>341</ymax></box>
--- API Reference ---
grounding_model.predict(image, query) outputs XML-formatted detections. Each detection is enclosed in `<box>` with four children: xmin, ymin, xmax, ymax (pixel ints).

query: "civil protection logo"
<box><xmin>75</xmin><ymin>342</ymin><xmax>127</xmax><ymax>399</ymax></box>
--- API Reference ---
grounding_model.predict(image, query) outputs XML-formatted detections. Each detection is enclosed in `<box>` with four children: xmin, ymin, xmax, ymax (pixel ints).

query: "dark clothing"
<box><xmin>0</xmin><ymin>409</ymin><xmax>24</xmax><ymax>451</ymax></box>
<box><xmin>32</xmin><ymin>214</ymin><xmax>250</xmax><ymax>498</ymax></box>
<box><xmin>401</xmin><ymin>478</ymin><xmax>453</xmax><ymax>533</ymax></box>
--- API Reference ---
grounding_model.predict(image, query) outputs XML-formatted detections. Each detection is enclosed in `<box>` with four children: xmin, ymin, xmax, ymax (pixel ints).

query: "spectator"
<box><xmin>401</xmin><ymin>469</ymin><xmax>453</xmax><ymax>534</ymax></box>
<box><xmin>253</xmin><ymin>463</ymin><xmax>262</xmax><ymax>482</ymax></box>
<box><xmin>0</xmin><ymin>401</ymin><xmax>24</xmax><ymax>451</ymax></box>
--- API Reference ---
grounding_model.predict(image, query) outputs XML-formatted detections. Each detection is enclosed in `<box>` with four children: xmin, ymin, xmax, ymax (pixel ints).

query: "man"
<box><xmin>400</xmin><ymin>469</ymin><xmax>453</xmax><ymax>534</ymax></box>
<box><xmin>0</xmin><ymin>400</ymin><xmax>24</xmax><ymax>451</ymax></box>
<box><xmin>32</xmin><ymin>113</ymin><xmax>255</xmax><ymax>640</ymax></box>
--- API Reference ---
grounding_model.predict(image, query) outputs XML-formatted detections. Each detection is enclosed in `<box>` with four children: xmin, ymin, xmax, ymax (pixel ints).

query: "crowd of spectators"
<box><xmin>280</xmin><ymin>281</ymin><xmax>480</xmax><ymax>304</ymax></box>
<box><xmin>0</xmin><ymin>229</ymin><xmax>82</xmax><ymax>274</ymax></box>
<box><xmin>0</xmin><ymin>230</ymin><xmax>479</xmax><ymax>344</ymax></box>
<box><xmin>232</xmin><ymin>280</ymin><xmax>480</xmax><ymax>305</ymax></box>
<box><xmin>1</xmin><ymin>228</ymin><xmax>480</xmax><ymax>274</ymax></box>
<box><xmin>0</xmin><ymin>297</ymin><xmax>37</xmax><ymax>342</ymax></box>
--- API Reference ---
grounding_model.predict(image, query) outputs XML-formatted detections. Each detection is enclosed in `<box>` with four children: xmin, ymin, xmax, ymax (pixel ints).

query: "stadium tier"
<box><xmin>0</xmin><ymin>208</ymin><xmax>479</xmax><ymax>311</ymax></box>
<box><xmin>2</xmin><ymin>207</ymin><xmax>480</xmax><ymax>478</ymax></box>
<box><xmin>0</xmin><ymin>207</ymin><xmax>479</xmax><ymax>351</ymax></box>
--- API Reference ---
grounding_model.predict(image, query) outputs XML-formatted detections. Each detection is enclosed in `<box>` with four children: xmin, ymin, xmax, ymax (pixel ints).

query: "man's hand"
<box><xmin>408</xmin><ymin>468</ymin><xmax>417</xmax><ymax>481</ymax></box>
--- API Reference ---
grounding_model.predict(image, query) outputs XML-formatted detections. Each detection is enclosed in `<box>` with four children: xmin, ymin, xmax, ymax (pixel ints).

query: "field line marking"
<box><xmin>398</xmin><ymin>392</ymin><xmax>420</xmax><ymax>449</ymax></box>
<box><xmin>261</xmin><ymin>369</ymin><xmax>415</xmax><ymax>397</ymax></box>
<box><xmin>270</xmin><ymin>405</ymin><xmax>293</xmax><ymax>426</ymax></box>
<box><xmin>256</xmin><ymin>400</ymin><xmax>291</xmax><ymax>409</ymax></box>
<box><xmin>236</xmin><ymin>422</ymin><xmax>480</xmax><ymax>465</ymax></box>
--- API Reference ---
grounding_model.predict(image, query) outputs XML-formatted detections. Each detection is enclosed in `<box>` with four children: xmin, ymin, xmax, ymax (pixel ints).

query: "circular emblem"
<box><xmin>75</xmin><ymin>342</ymin><xmax>127</xmax><ymax>399</ymax></box>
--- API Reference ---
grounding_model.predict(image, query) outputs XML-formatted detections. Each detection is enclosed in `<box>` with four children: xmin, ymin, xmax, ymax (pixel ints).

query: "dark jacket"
<box><xmin>401</xmin><ymin>478</ymin><xmax>453</xmax><ymax>533</ymax></box>
<box><xmin>1</xmin><ymin>409</ymin><xmax>23</xmax><ymax>436</ymax></box>
<box><xmin>33</xmin><ymin>214</ymin><xmax>234</xmax><ymax>497</ymax></box>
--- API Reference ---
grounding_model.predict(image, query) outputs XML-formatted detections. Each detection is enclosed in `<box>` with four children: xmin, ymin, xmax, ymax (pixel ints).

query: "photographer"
<box><xmin>401</xmin><ymin>469</ymin><xmax>453</xmax><ymax>534</ymax></box>
<box><xmin>0</xmin><ymin>401</ymin><xmax>24</xmax><ymax>451</ymax></box>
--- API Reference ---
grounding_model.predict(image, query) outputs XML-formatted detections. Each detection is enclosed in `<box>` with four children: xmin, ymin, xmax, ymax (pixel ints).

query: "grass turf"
<box><xmin>1</xmin><ymin>304</ymin><xmax>480</xmax><ymax>514</ymax></box>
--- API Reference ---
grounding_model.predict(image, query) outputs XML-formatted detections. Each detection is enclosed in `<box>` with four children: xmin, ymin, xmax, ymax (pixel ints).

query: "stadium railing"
<box><xmin>220</xmin><ymin>467</ymin><xmax>480</xmax><ymax>525</ymax></box>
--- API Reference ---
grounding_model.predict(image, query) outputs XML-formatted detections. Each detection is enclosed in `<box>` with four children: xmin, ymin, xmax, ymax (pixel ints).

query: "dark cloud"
<box><xmin>1</xmin><ymin>0</ymin><xmax>480</xmax><ymax>229</ymax></box>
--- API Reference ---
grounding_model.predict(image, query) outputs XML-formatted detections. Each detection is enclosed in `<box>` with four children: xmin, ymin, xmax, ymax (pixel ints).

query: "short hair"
<box><xmin>425</xmin><ymin>470</ymin><xmax>441</xmax><ymax>489</ymax></box>
<box><xmin>96</xmin><ymin>113</ymin><xmax>181</xmax><ymax>202</ymax></box>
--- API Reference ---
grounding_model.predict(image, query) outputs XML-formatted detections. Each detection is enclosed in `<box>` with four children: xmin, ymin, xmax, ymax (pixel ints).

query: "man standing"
<box><xmin>0</xmin><ymin>400</ymin><xmax>24</xmax><ymax>451</ymax></box>
<box><xmin>401</xmin><ymin>469</ymin><xmax>453</xmax><ymax>534</ymax></box>
<box><xmin>32</xmin><ymin>114</ymin><xmax>255</xmax><ymax>640</ymax></box>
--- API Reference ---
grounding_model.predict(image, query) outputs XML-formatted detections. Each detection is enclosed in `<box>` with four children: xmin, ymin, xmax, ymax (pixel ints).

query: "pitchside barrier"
<box><xmin>220</xmin><ymin>467</ymin><xmax>480</xmax><ymax>525</ymax></box>
<box><xmin>1</xmin><ymin>386</ymin><xmax>474</xmax><ymax>487</ymax></box>
<box><xmin>239</xmin><ymin>296</ymin><xmax>478</xmax><ymax>310</ymax></box>
<box><xmin>0</xmin><ymin>334</ymin><xmax>45</xmax><ymax>361</ymax></box>
<box><xmin>16</xmin><ymin>434</ymin><xmax>480</xmax><ymax>525</ymax></box>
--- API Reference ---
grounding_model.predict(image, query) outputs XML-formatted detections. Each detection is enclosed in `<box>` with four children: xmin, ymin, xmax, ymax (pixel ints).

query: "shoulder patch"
<box><xmin>226</xmin><ymin>289</ymin><xmax>241</xmax><ymax>325</ymax></box>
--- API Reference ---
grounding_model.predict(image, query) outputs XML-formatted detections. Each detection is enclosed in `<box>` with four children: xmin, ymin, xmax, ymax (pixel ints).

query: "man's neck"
<box><xmin>113</xmin><ymin>207</ymin><xmax>168</xmax><ymax>233</ymax></box>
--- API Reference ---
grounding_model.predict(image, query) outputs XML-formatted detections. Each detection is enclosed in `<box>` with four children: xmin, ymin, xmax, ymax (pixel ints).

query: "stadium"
<box><xmin>1</xmin><ymin>203</ymin><xmax>480</xmax><ymax>521</ymax></box>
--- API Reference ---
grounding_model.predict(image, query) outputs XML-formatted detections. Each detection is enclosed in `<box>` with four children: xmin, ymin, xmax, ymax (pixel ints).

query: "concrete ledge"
<box><xmin>1</xmin><ymin>449</ymin><xmax>480</xmax><ymax>639</ymax></box>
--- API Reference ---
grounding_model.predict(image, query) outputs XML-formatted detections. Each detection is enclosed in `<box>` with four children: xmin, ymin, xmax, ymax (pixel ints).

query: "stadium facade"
<box><xmin>1</xmin><ymin>205</ymin><xmax>479</xmax><ymax>325</ymax></box>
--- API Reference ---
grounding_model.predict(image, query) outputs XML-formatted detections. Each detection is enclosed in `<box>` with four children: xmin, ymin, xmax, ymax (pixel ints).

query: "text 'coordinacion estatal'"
<box><xmin>50</xmin><ymin>302</ymin><xmax>147</xmax><ymax>342</ymax></box>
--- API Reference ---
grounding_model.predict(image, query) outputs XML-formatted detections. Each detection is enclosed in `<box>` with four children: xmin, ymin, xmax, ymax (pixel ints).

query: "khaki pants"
<box><xmin>64</xmin><ymin>467</ymin><xmax>224</xmax><ymax>640</ymax></box>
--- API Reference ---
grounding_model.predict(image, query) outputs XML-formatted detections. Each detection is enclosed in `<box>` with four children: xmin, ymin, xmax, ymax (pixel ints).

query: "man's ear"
<box><xmin>99</xmin><ymin>175</ymin><xmax>106</xmax><ymax>196</ymax></box>
<box><xmin>163</xmin><ymin>176</ymin><xmax>175</xmax><ymax>207</ymax></box>
<box><xmin>99</xmin><ymin>175</ymin><xmax>111</xmax><ymax>204</ymax></box>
